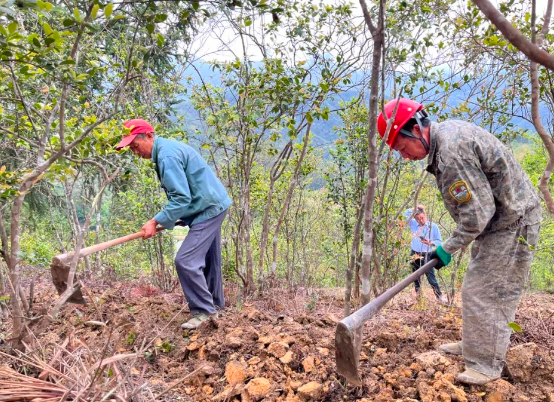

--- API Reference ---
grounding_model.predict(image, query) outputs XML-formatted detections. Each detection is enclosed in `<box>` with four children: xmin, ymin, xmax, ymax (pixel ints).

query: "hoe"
<box><xmin>335</xmin><ymin>259</ymin><xmax>438</xmax><ymax>385</ymax></box>
<box><xmin>50</xmin><ymin>228</ymin><xmax>164</xmax><ymax>304</ymax></box>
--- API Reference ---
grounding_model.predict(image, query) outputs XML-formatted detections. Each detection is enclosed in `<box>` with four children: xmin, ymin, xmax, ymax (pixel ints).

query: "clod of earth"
<box><xmin>267</xmin><ymin>341</ymin><xmax>289</xmax><ymax>358</ymax></box>
<box><xmin>296</xmin><ymin>381</ymin><xmax>324</xmax><ymax>401</ymax></box>
<box><xmin>225</xmin><ymin>360</ymin><xmax>248</xmax><ymax>385</ymax></box>
<box><xmin>243</xmin><ymin>377</ymin><xmax>271</xmax><ymax>401</ymax></box>
<box><xmin>506</xmin><ymin>342</ymin><xmax>554</xmax><ymax>383</ymax></box>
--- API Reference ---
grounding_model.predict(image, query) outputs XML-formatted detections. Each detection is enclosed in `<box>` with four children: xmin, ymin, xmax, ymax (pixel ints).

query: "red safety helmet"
<box><xmin>377</xmin><ymin>98</ymin><xmax>424</xmax><ymax>147</ymax></box>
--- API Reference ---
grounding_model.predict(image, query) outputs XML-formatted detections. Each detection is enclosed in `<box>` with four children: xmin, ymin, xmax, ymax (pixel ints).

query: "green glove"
<box><xmin>429</xmin><ymin>245</ymin><xmax>452</xmax><ymax>269</ymax></box>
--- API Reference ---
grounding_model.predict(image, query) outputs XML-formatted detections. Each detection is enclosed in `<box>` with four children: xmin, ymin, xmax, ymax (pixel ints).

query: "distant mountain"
<box><xmin>173</xmin><ymin>61</ymin><xmax>364</xmax><ymax>153</ymax></box>
<box><xmin>173</xmin><ymin>61</ymin><xmax>546</xmax><ymax>155</ymax></box>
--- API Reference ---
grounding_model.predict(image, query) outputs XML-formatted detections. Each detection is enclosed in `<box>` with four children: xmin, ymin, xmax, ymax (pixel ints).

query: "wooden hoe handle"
<box><xmin>54</xmin><ymin>226</ymin><xmax>165</xmax><ymax>263</ymax></box>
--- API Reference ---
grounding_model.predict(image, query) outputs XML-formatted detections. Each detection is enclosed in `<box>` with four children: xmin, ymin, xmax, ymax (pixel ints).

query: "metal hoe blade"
<box><xmin>335</xmin><ymin>322</ymin><xmax>363</xmax><ymax>385</ymax></box>
<box><xmin>50</xmin><ymin>256</ymin><xmax>86</xmax><ymax>304</ymax></box>
<box><xmin>335</xmin><ymin>259</ymin><xmax>438</xmax><ymax>384</ymax></box>
<box><xmin>48</xmin><ymin>229</ymin><xmax>160</xmax><ymax>305</ymax></box>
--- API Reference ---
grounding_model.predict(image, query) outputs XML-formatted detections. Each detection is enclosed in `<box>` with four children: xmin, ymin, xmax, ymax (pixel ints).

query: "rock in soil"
<box><xmin>506</xmin><ymin>342</ymin><xmax>554</xmax><ymax>383</ymax></box>
<box><xmin>243</xmin><ymin>377</ymin><xmax>271</xmax><ymax>401</ymax></box>
<box><xmin>297</xmin><ymin>381</ymin><xmax>324</xmax><ymax>401</ymax></box>
<box><xmin>225</xmin><ymin>360</ymin><xmax>248</xmax><ymax>385</ymax></box>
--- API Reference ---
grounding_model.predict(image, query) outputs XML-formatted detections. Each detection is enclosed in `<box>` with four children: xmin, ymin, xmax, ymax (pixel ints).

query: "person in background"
<box><xmin>404</xmin><ymin>204</ymin><xmax>448</xmax><ymax>304</ymax></box>
<box><xmin>116</xmin><ymin>119</ymin><xmax>232</xmax><ymax>330</ymax></box>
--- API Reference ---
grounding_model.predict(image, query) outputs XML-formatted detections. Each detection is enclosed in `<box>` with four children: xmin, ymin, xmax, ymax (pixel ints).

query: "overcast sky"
<box><xmin>187</xmin><ymin>0</ymin><xmax>548</xmax><ymax>63</ymax></box>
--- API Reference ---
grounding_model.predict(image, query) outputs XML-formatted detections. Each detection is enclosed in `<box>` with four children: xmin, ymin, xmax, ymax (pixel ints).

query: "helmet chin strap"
<box><xmin>399</xmin><ymin>111</ymin><xmax>429</xmax><ymax>153</ymax></box>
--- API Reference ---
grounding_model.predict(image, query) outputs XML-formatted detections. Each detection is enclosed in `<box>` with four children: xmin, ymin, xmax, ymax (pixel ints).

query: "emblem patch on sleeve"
<box><xmin>449</xmin><ymin>180</ymin><xmax>472</xmax><ymax>203</ymax></box>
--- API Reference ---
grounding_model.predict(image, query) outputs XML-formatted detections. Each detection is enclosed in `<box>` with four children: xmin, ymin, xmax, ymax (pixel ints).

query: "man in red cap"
<box><xmin>117</xmin><ymin>119</ymin><xmax>232</xmax><ymax>329</ymax></box>
<box><xmin>377</xmin><ymin>99</ymin><xmax>542</xmax><ymax>385</ymax></box>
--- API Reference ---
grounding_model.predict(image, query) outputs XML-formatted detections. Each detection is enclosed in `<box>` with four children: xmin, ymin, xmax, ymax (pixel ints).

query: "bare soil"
<box><xmin>1</xmin><ymin>278</ymin><xmax>553</xmax><ymax>402</ymax></box>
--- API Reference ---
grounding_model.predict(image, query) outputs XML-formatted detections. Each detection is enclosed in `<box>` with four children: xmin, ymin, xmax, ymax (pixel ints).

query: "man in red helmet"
<box><xmin>377</xmin><ymin>99</ymin><xmax>542</xmax><ymax>385</ymax></box>
<box><xmin>117</xmin><ymin>119</ymin><xmax>232</xmax><ymax>330</ymax></box>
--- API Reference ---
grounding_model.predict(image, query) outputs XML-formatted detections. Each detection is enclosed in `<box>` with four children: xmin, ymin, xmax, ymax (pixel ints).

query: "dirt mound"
<box><xmin>1</xmin><ymin>284</ymin><xmax>553</xmax><ymax>401</ymax></box>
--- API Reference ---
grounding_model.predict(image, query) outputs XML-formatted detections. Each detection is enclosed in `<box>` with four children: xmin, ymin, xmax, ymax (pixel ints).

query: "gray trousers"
<box><xmin>175</xmin><ymin>210</ymin><xmax>227</xmax><ymax>315</ymax></box>
<box><xmin>462</xmin><ymin>222</ymin><xmax>540</xmax><ymax>377</ymax></box>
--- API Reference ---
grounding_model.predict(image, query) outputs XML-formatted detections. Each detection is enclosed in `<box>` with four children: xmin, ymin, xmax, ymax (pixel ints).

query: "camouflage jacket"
<box><xmin>426</xmin><ymin>120</ymin><xmax>542</xmax><ymax>254</ymax></box>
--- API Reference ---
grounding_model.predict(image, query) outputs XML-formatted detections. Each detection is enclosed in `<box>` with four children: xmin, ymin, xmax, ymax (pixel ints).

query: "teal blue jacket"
<box><xmin>151</xmin><ymin>137</ymin><xmax>231</xmax><ymax>229</ymax></box>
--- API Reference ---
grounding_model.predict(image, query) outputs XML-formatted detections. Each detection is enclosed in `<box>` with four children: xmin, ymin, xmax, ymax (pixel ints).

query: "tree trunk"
<box><xmin>258</xmin><ymin>141</ymin><xmax>293</xmax><ymax>284</ymax></box>
<box><xmin>344</xmin><ymin>201</ymin><xmax>364</xmax><ymax>316</ymax></box>
<box><xmin>243</xmin><ymin>181</ymin><xmax>254</xmax><ymax>293</ymax></box>
<box><xmin>95</xmin><ymin>209</ymin><xmax>102</xmax><ymax>272</ymax></box>
<box><xmin>530</xmin><ymin>0</ymin><xmax>554</xmax><ymax>216</ymax></box>
<box><xmin>359</xmin><ymin>0</ymin><xmax>385</xmax><ymax>306</ymax></box>
<box><xmin>0</xmin><ymin>210</ymin><xmax>9</xmax><ymax>294</ymax></box>
<box><xmin>270</xmin><ymin>123</ymin><xmax>312</xmax><ymax>279</ymax></box>
<box><xmin>8</xmin><ymin>191</ymin><xmax>28</xmax><ymax>350</ymax></box>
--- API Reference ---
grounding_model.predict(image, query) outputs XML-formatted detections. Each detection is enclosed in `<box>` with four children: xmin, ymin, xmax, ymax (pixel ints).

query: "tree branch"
<box><xmin>471</xmin><ymin>0</ymin><xmax>554</xmax><ymax>71</ymax></box>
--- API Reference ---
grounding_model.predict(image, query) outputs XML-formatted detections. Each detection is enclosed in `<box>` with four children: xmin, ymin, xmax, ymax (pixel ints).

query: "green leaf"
<box><xmin>146</xmin><ymin>23</ymin><xmax>154</xmax><ymax>34</ymax></box>
<box><xmin>91</xmin><ymin>4</ymin><xmax>99</xmax><ymax>19</ymax></box>
<box><xmin>73</xmin><ymin>7</ymin><xmax>81</xmax><ymax>21</ymax></box>
<box><xmin>42</xmin><ymin>22</ymin><xmax>53</xmax><ymax>35</ymax></box>
<box><xmin>37</xmin><ymin>1</ymin><xmax>53</xmax><ymax>10</ymax></box>
<box><xmin>192</xmin><ymin>1</ymin><xmax>199</xmax><ymax>10</ymax></box>
<box><xmin>244</xmin><ymin>17</ymin><xmax>252</xmax><ymax>26</ymax></box>
<box><xmin>0</xmin><ymin>25</ymin><xmax>8</xmax><ymax>36</ymax></box>
<box><xmin>44</xmin><ymin>37</ymin><xmax>55</xmax><ymax>46</ymax></box>
<box><xmin>154</xmin><ymin>13</ymin><xmax>167</xmax><ymax>22</ymax></box>
<box><xmin>104</xmin><ymin>3</ymin><xmax>113</xmax><ymax>18</ymax></box>
<box><xmin>306</xmin><ymin>112</ymin><xmax>313</xmax><ymax>123</ymax></box>
<box><xmin>63</xmin><ymin>18</ymin><xmax>74</xmax><ymax>27</ymax></box>
<box><xmin>156</xmin><ymin>33</ymin><xmax>164</xmax><ymax>47</ymax></box>
<box><xmin>60</xmin><ymin>58</ymin><xmax>76</xmax><ymax>65</ymax></box>
<box><xmin>508</xmin><ymin>322</ymin><xmax>522</xmax><ymax>332</ymax></box>
<box><xmin>8</xmin><ymin>22</ymin><xmax>17</xmax><ymax>34</ymax></box>
<box><xmin>32</xmin><ymin>37</ymin><xmax>41</xmax><ymax>47</ymax></box>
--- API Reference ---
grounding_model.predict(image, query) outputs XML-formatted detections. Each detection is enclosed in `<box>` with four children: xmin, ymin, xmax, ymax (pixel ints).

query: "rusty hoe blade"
<box><xmin>50</xmin><ymin>256</ymin><xmax>86</xmax><ymax>305</ymax></box>
<box><xmin>49</xmin><ymin>230</ymin><xmax>159</xmax><ymax>306</ymax></box>
<box><xmin>335</xmin><ymin>259</ymin><xmax>438</xmax><ymax>385</ymax></box>
<box><xmin>335</xmin><ymin>322</ymin><xmax>363</xmax><ymax>385</ymax></box>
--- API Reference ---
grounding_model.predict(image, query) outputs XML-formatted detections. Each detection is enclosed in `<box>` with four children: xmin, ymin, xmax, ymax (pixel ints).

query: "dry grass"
<box><xmin>0</xmin><ymin>337</ymin><xmax>152</xmax><ymax>402</ymax></box>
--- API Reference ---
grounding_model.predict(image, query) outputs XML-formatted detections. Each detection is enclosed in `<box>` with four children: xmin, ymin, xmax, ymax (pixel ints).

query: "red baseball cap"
<box><xmin>116</xmin><ymin>119</ymin><xmax>154</xmax><ymax>150</ymax></box>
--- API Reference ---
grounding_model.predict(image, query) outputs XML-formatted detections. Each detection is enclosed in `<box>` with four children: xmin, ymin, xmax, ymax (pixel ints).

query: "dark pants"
<box><xmin>175</xmin><ymin>210</ymin><xmax>227</xmax><ymax>315</ymax></box>
<box><xmin>410</xmin><ymin>250</ymin><xmax>442</xmax><ymax>297</ymax></box>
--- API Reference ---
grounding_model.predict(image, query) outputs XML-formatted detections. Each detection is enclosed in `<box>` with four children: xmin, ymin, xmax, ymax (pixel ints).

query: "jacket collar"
<box><xmin>151</xmin><ymin>136</ymin><xmax>160</xmax><ymax>165</ymax></box>
<box><xmin>426</xmin><ymin>122</ymin><xmax>438</xmax><ymax>170</ymax></box>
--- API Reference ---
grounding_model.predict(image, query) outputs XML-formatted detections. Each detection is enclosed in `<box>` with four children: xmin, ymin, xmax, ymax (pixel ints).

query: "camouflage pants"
<box><xmin>461</xmin><ymin>222</ymin><xmax>540</xmax><ymax>377</ymax></box>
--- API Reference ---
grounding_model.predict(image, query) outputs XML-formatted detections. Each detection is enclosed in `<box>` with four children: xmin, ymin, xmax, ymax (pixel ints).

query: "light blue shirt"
<box><xmin>404</xmin><ymin>209</ymin><xmax>442</xmax><ymax>253</ymax></box>
<box><xmin>151</xmin><ymin>137</ymin><xmax>232</xmax><ymax>229</ymax></box>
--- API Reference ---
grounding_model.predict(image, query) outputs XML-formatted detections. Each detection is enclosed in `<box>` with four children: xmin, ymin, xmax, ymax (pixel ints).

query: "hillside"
<box><xmin>1</xmin><ymin>276</ymin><xmax>552</xmax><ymax>401</ymax></box>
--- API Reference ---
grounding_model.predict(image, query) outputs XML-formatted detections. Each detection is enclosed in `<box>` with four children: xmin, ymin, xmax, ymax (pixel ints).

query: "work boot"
<box><xmin>456</xmin><ymin>368</ymin><xmax>498</xmax><ymax>385</ymax></box>
<box><xmin>438</xmin><ymin>295</ymin><xmax>449</xmax><ymax>305</ymax></box>
<box><xmin>181</xmin><ymin>313</ymin><xmax>217</xmax><ymax>330</ymax></box>
<box><xmin>439</xmin><ymin>342</ymin><xmax>463</xmax><ymax>355</ymax></box>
